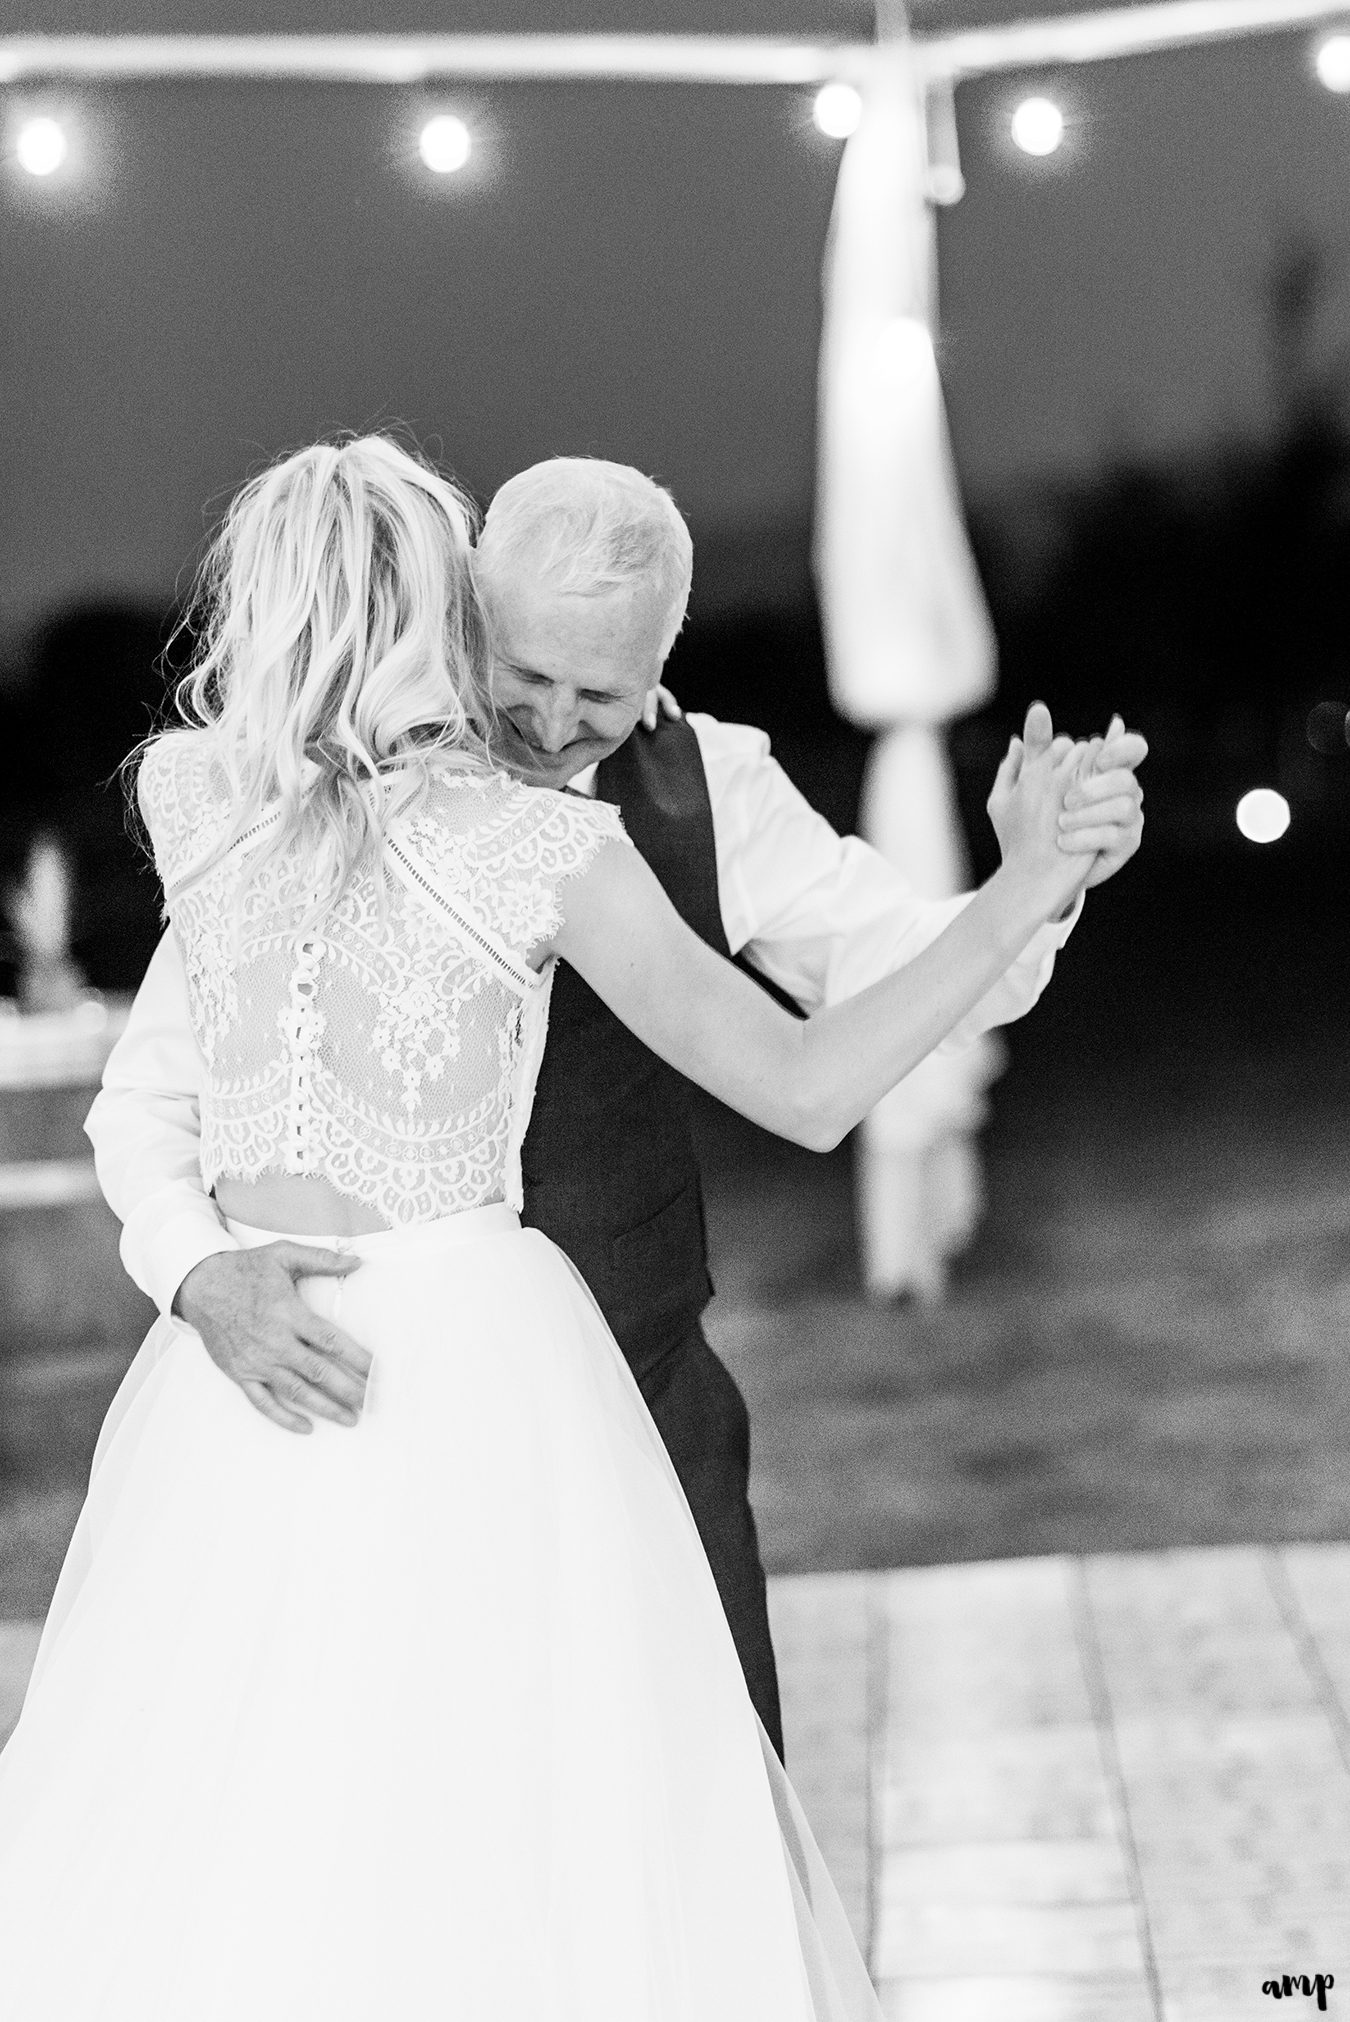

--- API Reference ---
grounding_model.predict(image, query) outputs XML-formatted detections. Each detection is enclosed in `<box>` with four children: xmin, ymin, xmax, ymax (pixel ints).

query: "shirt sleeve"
<box><xmin>687</xmin><ymin>711</ymin><xmax>1082</xmax><ymax>1040</ymax></box>
<box><xmin>84</xmin><ymin>929</ymin><xmax>240</xmax><ymax>1316</ymax></box>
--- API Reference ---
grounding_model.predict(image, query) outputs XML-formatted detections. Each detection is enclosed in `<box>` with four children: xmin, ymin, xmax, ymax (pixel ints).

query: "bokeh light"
<box><xmin>1314</xmin><ymin>33</ymin><xmax>1350</xmax><ymax>93</ymax></box>
<box><xmin>813</xmin><ymin>84</ymin><xmax>863</xmax><ymax>140</ymax></box>
<box><xmin>15</xmin><ymin>116</ymin><xmax>68</xmax><ymax>178</ymax></box>
<box><xmin>1235</xmin><ymin>789</ymin><xmax>1291</xmax><ymax>844</ymax></box>
<box><xmin>418</xmin><ymin>115</ymin><xmax>471</xmax><ymax>174</ymax></box>
<box><xmin>1305</xmin><ymin>701</ymin><xmax>1350</xmax><ymax>755</ymax></box>
<box><xmin>1011</xmin><ymin>97</ymin><xmax>1065</xmax><ymax>156</ymax></box>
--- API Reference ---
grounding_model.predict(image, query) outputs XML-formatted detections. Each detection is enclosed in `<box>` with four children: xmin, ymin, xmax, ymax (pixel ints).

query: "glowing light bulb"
<box><xmin>1235</xmin><ymin>789</ymin><xmax>1290</xmax><ymax>844</ymax></box>
<box><xmin>418</xmin><ymin>115</ymin><xmax>471</xmax><ymax>174</ymax></box>
<box><xmin>1011</xmin><ymin>97</ymin><xmax>1065</xmax><ymax>157</ymax></box>
<box><xmin>16</xmin><ymin>116</ymin><xmax>68</xmax><ymax>177</ymax></box>
<box><xmin>1315</xmin><ymin>34</ymin><xmax>1350</xmax><ymax>92</ymax></box>
<box><xmin>813</xmin><ymin>84</ymin><xmax>863</xmax><ymax>140</ymax></box>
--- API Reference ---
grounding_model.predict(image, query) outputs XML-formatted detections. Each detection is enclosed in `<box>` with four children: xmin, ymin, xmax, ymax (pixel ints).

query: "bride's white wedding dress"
<box><xmin>0</xmin><ymin>741</ymin><xmax>884</xmax><ymax>2020</ymax></box>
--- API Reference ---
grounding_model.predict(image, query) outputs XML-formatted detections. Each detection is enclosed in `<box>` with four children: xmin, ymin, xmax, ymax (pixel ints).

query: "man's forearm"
<box><xmin>86</xmin><ymin>1080</ymin><xmax>240</xmax><ymax>1315</ymax></box>
<box><xmin>84</xmin><ymin>931</ymin><xmax>239</xmax><ymax>1316</ymax></box>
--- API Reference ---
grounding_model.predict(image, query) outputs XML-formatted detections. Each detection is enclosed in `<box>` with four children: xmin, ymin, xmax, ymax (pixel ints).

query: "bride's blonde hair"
<box><xmin>135</xmin><ymin>433</ymin><xmax>495</xmax><ymax>917</ymax></box>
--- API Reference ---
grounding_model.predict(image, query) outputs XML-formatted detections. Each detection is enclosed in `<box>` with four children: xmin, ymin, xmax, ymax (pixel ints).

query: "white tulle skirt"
<box><xmin>0</xmin><ymin>1206</ymin><xmax>882</xmax><ymax>2020</ymax></box>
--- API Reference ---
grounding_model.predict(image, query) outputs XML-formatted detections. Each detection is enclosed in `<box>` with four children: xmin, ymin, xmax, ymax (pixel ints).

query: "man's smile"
<box><xmin>500</xmin><ymin>714</ymin><xmax>600</xmax><ymax>773</ymax></box>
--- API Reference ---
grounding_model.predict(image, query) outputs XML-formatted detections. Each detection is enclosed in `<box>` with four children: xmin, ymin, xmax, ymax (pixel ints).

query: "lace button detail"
<box><xmin>283</xmin><ymin>931</ymin><xmax>326</xmax><ymax>1174</ymax></box>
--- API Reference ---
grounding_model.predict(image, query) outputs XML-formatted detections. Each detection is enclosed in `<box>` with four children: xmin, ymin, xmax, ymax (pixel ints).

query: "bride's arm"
<box><xmin>552</xmin><ymin>738</ymin><xmax>1093</xmax><ymax>1153</ymax></box>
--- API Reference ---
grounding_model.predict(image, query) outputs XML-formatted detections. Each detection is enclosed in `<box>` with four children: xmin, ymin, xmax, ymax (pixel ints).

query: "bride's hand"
<box><xmin>1059</xmin><ymin>714</ymin><xmax>1147</xmax><ymax>889</ymax></box>
<box><xmin>989</xmin><ymin>700</ymin><xmax>1146</xmax><ymax>911</ymax></box>
<box><xmin>987</xmin><ymin>728</ymin><xmax>1094</xmax><ymax>919</ymax></box>
<box><xmin>641</xmin><ymin>683</ymin><xmax>683</xmax><ymax>733</ymax></box>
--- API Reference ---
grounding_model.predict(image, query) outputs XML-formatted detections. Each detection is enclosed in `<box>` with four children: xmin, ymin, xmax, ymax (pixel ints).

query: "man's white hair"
<box><xmin>475</xmin><ymin>457</ymin><xmax>694</xmax><ymax>662</ymax></box>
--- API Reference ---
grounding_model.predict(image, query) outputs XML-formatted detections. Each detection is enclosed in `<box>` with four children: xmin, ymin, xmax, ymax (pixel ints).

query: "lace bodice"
<box><xmin>138</xmin><ymin>737</ymin><xmax>631</xmax><ymax>1224</ymax></box>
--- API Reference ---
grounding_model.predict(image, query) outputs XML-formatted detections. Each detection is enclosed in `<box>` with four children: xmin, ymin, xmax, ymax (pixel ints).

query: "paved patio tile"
<box><xmin>1132</xmin><ymin>1847</ymin><xmax>1350</xmax><ymax>1900</ymax></box>
<box><xmin>1276</xmin><ymin>1543</ymin><xmax>1350</xmax><ymax>1725</ymax></box>
<box><xmin>877</xmin><ymin>1837</ymin><xmax>1131</xmax><ymax>1907</ymax></box>
<box><xmin>1145</xmin><ymin>1892</ymin><xmax>1350</xmax><ymax>1966</ymax></box>
<box><xmin>1274</xmin><ymin>1543</ymin><xmax>1350</xmax><ymax>1631</ymax></box>
<box><xmin>873</xmin><ymin>1898</ymin><xmax>1148</xmax><ymax>1978</ymax></box>
<box><xmin>877</xmin><ymin>1974</ymin><xmax>1157</xmax><ymax>2021</ymax></box>
<box><xmin>880</xmin><ymin>1725</ymin><xmax>1117</xmax><ymax>1844</ymax></box>
<box><xmin>881</xmin><ymin>1557</ymin><xmax>1095</xmax><ymax>1736</ymax></box>
<box><xmin>1084</xmin><ymin>1548</ymin><xmax>1320</xmax><ymax>1716</ymax></box>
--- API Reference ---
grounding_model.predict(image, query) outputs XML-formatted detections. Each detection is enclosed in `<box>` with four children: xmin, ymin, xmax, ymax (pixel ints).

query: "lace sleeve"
<box><xmin>529</xmin><ymin>793</ymin><xmax>634</xmax><ymax>948</ymax></box>
<box><xmin>135</xmin><ymin>738</ymin><xmax>185</xmax><ymax>893</ymax></box>
<box><xmin>557</xmin><ymin>796</ymin><xmax>632</xmax><ymax>863</ymax></box>
<box><xmin>135</xmin><ymin>734</ymin><xmax>227</xmax><ymax>898</ymax></box>
<box><xmin>395</xmin><ymin>775</ymin><xmax>631</xmax><ymax>966</ymax></box>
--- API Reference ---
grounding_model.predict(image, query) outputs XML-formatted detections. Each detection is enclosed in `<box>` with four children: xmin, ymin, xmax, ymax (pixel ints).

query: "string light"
<box><xmin>813</xmin><ymin>82</ymin><xmax>862</xmax><ymax>139</ymax></box>
<box><xmin>0</xmin><ymin>12</ymin><xmax>1343</xmax><ymax>206</ymax></box>
<box><xmin>1314</xmin><ymin>32</ymin><xmax>1350</xmax><ymax>89</ymax></box>
<box><xmin>418</xmin><ymin>113</ymin><xmax>470</xmax><ymax>173</ymax></box>
<box><xmin>1235</xmin><ymin>788</ymin><xmax>1290</xmax><ymax>843</ymax></box>
<box><xmin>1010</xmin><ymin>96</ymin><xmax>1065</xmax><ymax>155</ymax></box>
<box><xmin>15</xmin><ymin>115</ymin><xmax>68</xmax><ymax>176</ymax></box>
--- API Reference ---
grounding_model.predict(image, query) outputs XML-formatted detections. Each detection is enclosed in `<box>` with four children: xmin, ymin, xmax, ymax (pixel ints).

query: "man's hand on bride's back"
<box><xmin>173</xmin><ymin>1247</ymin><xmax>371</xmax><ymax>1434</ymax></box>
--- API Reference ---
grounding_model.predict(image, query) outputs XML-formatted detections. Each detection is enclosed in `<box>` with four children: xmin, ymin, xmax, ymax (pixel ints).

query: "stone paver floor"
<box><xmin>6</xmin><ymin>1543</ymin><xmax>1349</xmax><ymax>2016</ymax></box>
<box><xmin>774</xmin><ymin>1544</ymin><xmax>1350</xmax><ymax>2019</ymax></box>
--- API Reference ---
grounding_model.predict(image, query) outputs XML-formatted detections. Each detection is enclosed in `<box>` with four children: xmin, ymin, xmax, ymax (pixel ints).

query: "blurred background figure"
<box><xmin>814</xmin><ymin>24</ymin><xmax>1001</xmax><ymax>1302</ymax></box>
<box><xmin>852</xmin><ymin>730</ymin><xmax>1003</xmax><ymax>1302</ymax></box>
<box><xmin>8</xmin><ymin>840</ymin><xmax>86</xmax><ymax>1018</ymax></box>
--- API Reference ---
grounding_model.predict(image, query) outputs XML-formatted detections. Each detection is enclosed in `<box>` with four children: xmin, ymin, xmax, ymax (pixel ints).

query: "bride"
<box><xmin>0</xmin><ymin>435</ymin><xmax>1101</xmax><ymax>2019</ymax></box>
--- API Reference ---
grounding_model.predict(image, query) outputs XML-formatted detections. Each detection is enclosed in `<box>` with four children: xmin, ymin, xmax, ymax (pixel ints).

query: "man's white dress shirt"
<box><xmin>85</xmin><ymin>713</ymin><xmax>1080</xmax><ymax>1317</ymax></box>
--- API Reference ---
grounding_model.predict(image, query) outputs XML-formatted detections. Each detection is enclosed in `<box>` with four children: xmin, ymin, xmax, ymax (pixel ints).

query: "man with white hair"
<box><xmin>87</xmin><ymin>456</ymin><xmax>1145</xmax><ymax>1761</ymax></box>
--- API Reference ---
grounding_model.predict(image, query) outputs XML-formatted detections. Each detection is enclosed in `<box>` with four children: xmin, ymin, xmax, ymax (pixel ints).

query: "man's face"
<box><xmin>480</xmin><ymin>566</ymin><xmax>668</xmax><ymax>789</ymax></box>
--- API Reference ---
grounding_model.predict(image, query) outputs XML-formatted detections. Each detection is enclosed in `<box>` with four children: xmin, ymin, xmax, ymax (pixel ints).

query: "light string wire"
<box><xmin>1</xmin><ymin>0</ymin><xmax>1349</xmax><ymax>92</ymax></box>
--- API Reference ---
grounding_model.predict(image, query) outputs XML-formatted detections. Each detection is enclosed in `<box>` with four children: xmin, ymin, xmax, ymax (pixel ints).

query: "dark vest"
<box><xmin>519</xmin><ymin>716</ymin><xmax>729</xmax><ymax>1377</ymax></box>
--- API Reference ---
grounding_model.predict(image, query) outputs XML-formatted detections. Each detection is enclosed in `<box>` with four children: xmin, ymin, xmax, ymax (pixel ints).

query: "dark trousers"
<box><xmin>635</xmin><ymin>1323</ymin><xmax>784</xmax><ymax>1763</ymax></box>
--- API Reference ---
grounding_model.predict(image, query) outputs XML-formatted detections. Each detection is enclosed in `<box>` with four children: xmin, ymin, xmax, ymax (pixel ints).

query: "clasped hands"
<box><xmin>989</xmin><ymin>700</ymin><xmax>1147</xmax><ymax>910</ymax></box>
